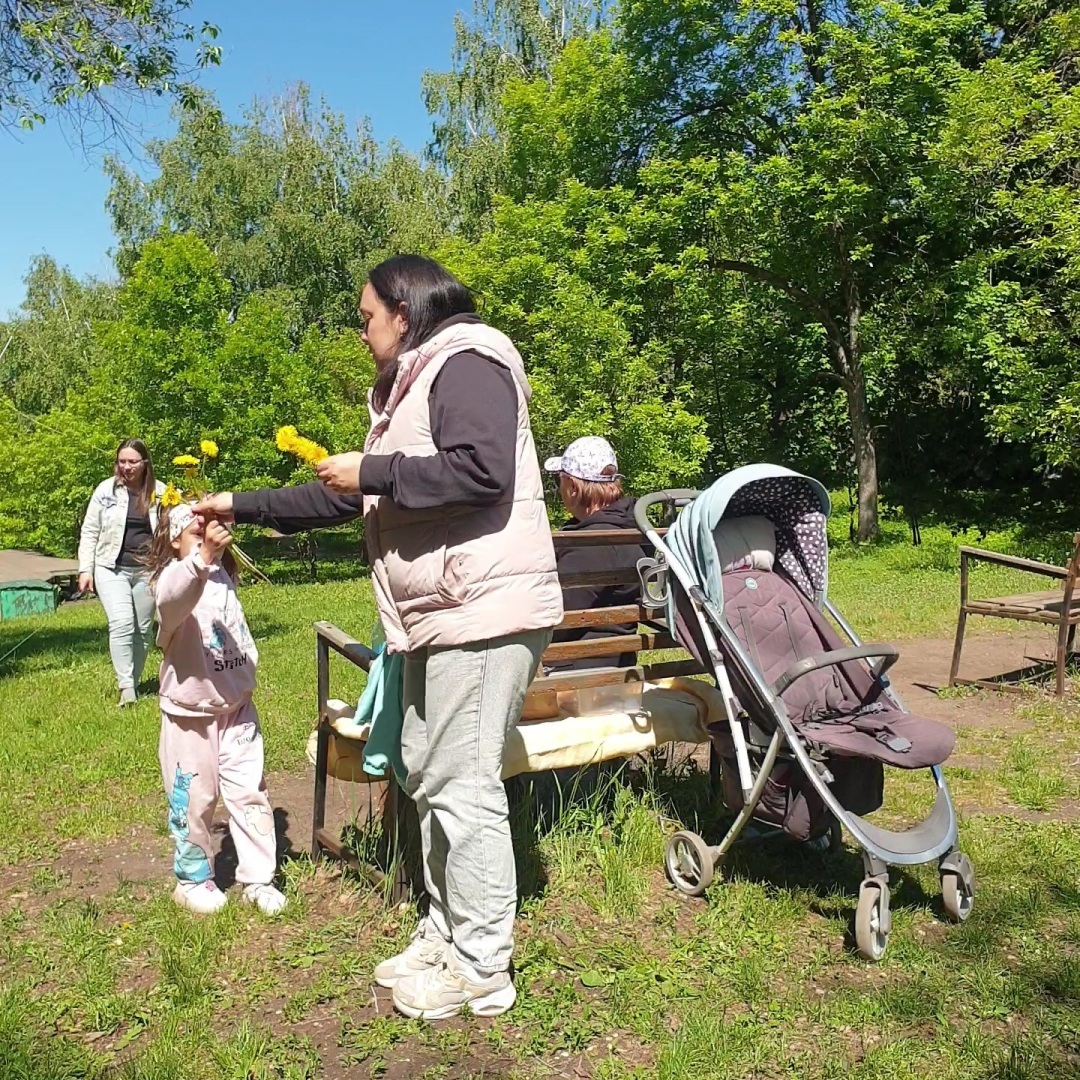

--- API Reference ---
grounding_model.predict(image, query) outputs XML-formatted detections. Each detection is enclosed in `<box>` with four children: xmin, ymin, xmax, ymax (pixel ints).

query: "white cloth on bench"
<box><xmin>308</xmin><ymin>677</ymin><xmax>723</xmax><ymax>783</ymax></box>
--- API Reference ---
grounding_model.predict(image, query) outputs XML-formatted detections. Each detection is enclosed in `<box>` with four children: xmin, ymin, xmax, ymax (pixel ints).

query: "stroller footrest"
<box><xmin>845</xmin><ymin>784</ymin><xmax>956</xmax><ymax>864</ymax></box>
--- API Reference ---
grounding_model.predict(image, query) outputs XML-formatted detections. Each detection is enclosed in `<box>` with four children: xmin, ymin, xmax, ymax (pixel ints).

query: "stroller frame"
<box><xmin>634</xmin><ymin>487</ymin><xmax>975</xmax><ymax>961</ymax></box>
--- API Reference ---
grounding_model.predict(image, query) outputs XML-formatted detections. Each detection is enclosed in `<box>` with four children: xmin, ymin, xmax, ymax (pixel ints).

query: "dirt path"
<box><xmin>885</xmin><ymin>629</ymin><xmax>1039</xmax><ymax>727</ymax></box>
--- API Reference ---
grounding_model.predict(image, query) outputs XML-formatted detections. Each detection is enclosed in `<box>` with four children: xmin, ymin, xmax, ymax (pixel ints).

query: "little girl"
<box><xmin>146</xmin><ymin>502</ymin><xmax>287</xmax><ymax>916</ymax></box>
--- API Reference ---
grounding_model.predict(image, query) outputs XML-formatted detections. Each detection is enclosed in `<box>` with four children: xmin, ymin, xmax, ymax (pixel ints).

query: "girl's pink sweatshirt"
<box><xmin>155</xmin><ymin>550</ymin><xmax>259</xmax><ymax>717</ymax></box>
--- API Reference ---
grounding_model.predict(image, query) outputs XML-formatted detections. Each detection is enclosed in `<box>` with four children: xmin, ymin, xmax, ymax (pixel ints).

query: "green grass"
<box><xmin>3</xmin><ymin>528</ymin><xmax>1080</xmax><ymax>1076</ymax></box>
<box><xmin>825</xmin><ymin>509</ymin><xmax>1074</xmax><ymax>640</ymax></box>
<box><xmin>0</xmin><ymin>580</ymin><xmax>375</xmax><ymax>864</ymax></box>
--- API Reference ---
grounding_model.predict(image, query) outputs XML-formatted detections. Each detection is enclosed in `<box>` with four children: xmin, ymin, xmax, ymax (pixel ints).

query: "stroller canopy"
<box><xmin>667</xmin><ymin>464</ymin><xmax>831</xmax><ymax>614</ymax></box>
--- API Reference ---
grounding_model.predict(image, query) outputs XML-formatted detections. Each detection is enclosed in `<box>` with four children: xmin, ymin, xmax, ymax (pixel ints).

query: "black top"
<box><xmin>116</xmin><ymin>497</ymin><xmax>152</xmax><ymax>567</ymax></box>
<box><xmin>233</xmin><ymin>317</ymin><xmax>519</xmax><ymax>532</ymax></box>
<box><xmin>546</xmin><ymin>496</ymin><xmax>649</xmax><ymax>673</ymax></box>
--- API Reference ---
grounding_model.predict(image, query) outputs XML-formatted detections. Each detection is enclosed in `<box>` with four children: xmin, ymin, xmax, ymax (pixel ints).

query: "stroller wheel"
<box><xmin>665</xmin><ymin>830</ymin><xmax>715</xmax><ymax>897</ymax></box>
<box><xmin>855</xmin><ymin>880</ymin><xmax>891</xmax><ymax>962</ymax></box>
<box><xmin>940</xmin><ymin>853</ymin><xmax>975</xmax><ymax>923</ymax></box>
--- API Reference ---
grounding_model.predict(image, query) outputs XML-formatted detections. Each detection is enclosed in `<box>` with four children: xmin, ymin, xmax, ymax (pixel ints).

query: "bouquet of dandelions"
<box><xmin>159</xmin><ymin>440</ymin><xmax>271</xmax><ymax>585</ymax></box>
<box><xmin>275</xmin><ymin>426</ymin><xmax>329</xmax><ymax>468</ymax></box>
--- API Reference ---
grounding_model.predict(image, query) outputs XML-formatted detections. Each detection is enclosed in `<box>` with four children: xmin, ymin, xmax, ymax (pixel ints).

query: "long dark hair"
<box><xmin>114</xmin><ymin>438</ymin><xmax>155</xmax><ymax>513</ymax></box>
<box><xmin>367</xmin><ymin>255</ymin><xmax>476</xmax><ymax>411</ymax></box>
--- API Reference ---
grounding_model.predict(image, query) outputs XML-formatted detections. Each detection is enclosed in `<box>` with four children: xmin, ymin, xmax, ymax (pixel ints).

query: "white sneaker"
<box><xmin>118</xmin><ymin>688</ymin><xmax>137</xmax><ymax>707</ymax></box>
<box><xmin>391</xmin><ymin>954</ymin><xmax>516</xmax><ymax>1020</ymax></box>
<box><xmin>242</xmin><ymin>883</ymin><xmax>287</xmax><ymax>916</ymax></box>
<box><xmin>172</xmin><ymin>880</ymin><xmax>227</xmax><ymax>915</ymax></box>
<box><xmin>373</xmin><ymin>930</ymin><xmax>449</xmax><ymax>988</ymax></box>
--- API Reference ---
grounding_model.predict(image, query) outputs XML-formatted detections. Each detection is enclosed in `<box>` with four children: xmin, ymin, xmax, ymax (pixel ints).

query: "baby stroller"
<box><xmin>634</xmin><ymin>464</ymin><xmax>974</xmax><ymax>961</ymax></box>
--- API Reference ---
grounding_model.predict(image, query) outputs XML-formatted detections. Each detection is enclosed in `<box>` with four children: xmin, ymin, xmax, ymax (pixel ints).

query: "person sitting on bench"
<box><xmin>543</xmin><ymin>437</ymin><xmax>648</xmax><ymax>672</ymax></box>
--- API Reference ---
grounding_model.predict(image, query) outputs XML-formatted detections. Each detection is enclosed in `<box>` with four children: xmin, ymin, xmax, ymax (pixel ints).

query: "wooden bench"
<box><xmin>308</xmin><ymin>528</ymin><xmax>709</xmax><ymax>889</ymax></box>
<box><xmin>949</xmin><ymin>533</ymin><xmax>1080</xmax><ymax>697</ymax></box>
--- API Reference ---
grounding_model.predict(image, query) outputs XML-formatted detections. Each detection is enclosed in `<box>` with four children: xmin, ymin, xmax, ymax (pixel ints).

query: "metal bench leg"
<box><xmin>311</xmin><ymin>718</ymin><xmax>330</xmax><ymax>863</ymax></box>
<box><xmin>312</xmin><ymin>631</ymin><xmax>331</xmax><ymax>862</ymax></box>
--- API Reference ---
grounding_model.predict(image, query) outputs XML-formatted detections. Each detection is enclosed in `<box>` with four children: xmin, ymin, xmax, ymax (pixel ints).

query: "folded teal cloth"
<box><xmin>357</xmin><ymin>643</ymin><xmax>406</xmax><ymax>785</ymax></box>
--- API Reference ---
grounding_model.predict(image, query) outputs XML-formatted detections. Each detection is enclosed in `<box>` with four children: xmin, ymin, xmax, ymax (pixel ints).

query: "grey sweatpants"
<box><xmin>400</xmin><ymin>629</ymin><xmax>550</xmax><ymax>978</ymax></box>
<box><xmin>95</xmin><ymin>563</ymin><xmax>154</xmax><ymax>691</ymax></box>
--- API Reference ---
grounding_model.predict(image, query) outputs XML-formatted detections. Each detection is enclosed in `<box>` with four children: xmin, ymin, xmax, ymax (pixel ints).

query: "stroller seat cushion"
<box><xmin>719</xmin><ymin>567</ymin><xmax>956</xmax><ymax>769</ymax></box>
<box><xmin>801</xmin><ymin>709</ymin><xmax>955</xmax><ymax>768</ymax></box>
<box><xmin>713</xmin><ymin>515</ymin><xmax>776</xmax><ymax>574</ymax></box>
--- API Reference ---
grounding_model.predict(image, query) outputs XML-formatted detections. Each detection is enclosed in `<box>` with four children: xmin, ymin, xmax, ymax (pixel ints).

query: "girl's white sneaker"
<box><xmin>172</xmin><ymin>880</ymin><xmax>227</xmax><ymax>915</ymax></box>
<box><xmin>242</xmin><ymin>883</ymin><xmax>287</xmax><ymax>916</ymax></box>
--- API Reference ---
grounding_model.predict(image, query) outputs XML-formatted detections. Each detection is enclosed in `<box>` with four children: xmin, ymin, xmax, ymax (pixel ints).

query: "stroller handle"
<box><xmin>772</xmin><ymin>644</ymin><xmax>900</xmax><ymax>696</ymax></box>
<box><xmin>634</xmin><ymin>490</ymin><xmax>700</xmax><ymax>535</ymax></box>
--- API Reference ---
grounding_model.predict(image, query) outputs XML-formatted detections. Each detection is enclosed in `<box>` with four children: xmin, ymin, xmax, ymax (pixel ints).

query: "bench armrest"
<box><xmin>958</xmin><ymin>547</ymin><xmax>1067</xmax><ymax>579</ymax></box>
<box><xmin>314</xmin><ymin>620</ymin><xmax>376</xmax><ymax>671</ymax></box>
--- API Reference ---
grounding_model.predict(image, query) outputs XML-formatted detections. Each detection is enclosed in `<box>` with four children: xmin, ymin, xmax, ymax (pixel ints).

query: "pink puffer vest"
<box><xmin>363</xmin><ymin>321</ymin><xmax>563</xmax><ymax>653</ymax></box>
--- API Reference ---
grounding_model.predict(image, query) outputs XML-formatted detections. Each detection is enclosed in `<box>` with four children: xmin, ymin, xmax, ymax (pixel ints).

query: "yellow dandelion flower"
<box><xmin>160</xmin><ymin>484</ymin><xmax>183</xmax><ymax>508</ymax></box>
<box><xmin>173</xmin><ymin>453</ymin><xmax>199</xmax><ymax>467</ymax></box>
<box><xmin>200</xmin><ymin>439</ymin><xmax>219</xmax><ymax>459</ymax></box>
<box><xmin>275</xmin><ymin>425</ymin><xmax>328</xmax><ymax>466</ymax></box>
<box><xmin>295</xmin><ymin>436</ymin><xmax>329</xmax><ymax>465</ymax></box>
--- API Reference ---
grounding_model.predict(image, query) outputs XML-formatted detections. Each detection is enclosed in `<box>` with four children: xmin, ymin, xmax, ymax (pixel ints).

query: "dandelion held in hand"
<box><xmin>275</xmin><ymin>426</ymin><xmax>328</xmax><ymax>467</ymax></box>
<box><xmin>161</xmin><ymin>441</ymin><xmax>270</xmax><ymax>586</ymax></box>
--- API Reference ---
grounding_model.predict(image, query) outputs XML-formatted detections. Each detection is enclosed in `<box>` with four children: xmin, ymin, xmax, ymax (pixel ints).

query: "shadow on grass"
<box><xmin>0</xmin><ymin>623</ymin><xmax>108</xmax><ymax>676</ymax></box>
<box><xmin>0</xmin><ymin>619</ymin><xmax>290</xmax><ymax>680</ymax></box>
<box><xmin>215</xmin><ymin>806</ymin><xmax>302</xmax><ymax>892</ymax></box>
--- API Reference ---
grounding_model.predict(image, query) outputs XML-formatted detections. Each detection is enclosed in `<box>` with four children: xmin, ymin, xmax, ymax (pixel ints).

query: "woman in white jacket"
<box><xmin>78</xmin><ymin>439</ymin><xmax>165</xmax><ymax>706</ymax></box>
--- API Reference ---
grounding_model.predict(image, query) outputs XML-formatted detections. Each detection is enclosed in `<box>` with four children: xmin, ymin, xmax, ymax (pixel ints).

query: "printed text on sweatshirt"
<box><xmin>155</xmin><ymin>551</ymin><xmax>258</xmax><ymax>717</ymax></box>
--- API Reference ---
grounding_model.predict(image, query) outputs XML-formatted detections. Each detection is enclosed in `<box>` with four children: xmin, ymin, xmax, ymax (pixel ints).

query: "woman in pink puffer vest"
<box><xmin>198</xmin><ymin>256</ymin><xmax>563</xmax><ymax>1020</ymax></box>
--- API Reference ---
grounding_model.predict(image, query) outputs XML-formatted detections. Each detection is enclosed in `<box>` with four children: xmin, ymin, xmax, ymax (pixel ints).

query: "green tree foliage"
<box><xmin>0</xmin><ymin>235</ymin><xmax>371</xmax><ymax>555</ymax></box>
<box><xmin>494</xmin><ymin>0</ymin><xmax>992</xmax><ymax>539</ymax></box>
<box><xmin>440</xmin><ymin>191</ymin><xmax>711</xmax><ymax>491</ymax></box>
<box><xmin>105</xmin><ymin>86</ymin><xmax>449</xmax><ymax>328</ymax></box>
<box><xmin>932</xmin><ymin>5</ymin><xmax>1080</xmax><ymax>470</ymax></box>
<box><xmin>5</xmin><ymin>0</ymin><xmax>1080</xmax><ymax>557</ymax></box>
<box><xmin>0</xmin><ymin>256</ymin><xmax>118</xmax><ymax>415</ymax></box>
<box><xmin>422</xmin><ymin>0</ymin><xmax>611</xmax><ymax>235</ymax></box>
<box><xmin>1</xmin><ymin>0</ymin><xmax>220</xmax><ymax>133</ymax></box>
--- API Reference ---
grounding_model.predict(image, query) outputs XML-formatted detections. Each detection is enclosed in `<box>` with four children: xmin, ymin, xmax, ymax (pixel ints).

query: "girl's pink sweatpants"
<box><xmin>158</xmin><ymin>700</ymin><xmax>277</xmax><ymax>885</ymax></box>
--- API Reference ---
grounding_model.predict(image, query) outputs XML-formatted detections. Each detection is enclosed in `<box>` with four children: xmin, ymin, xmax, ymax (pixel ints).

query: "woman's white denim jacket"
<box><xmin>78</xmin><ymin>478</ymin><xmax>166</xmax><ymax>575</ymax></box>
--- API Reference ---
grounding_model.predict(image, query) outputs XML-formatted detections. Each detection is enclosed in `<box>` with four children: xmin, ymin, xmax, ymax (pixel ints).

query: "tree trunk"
<box><xmin>845</xmin><ymin>363</ymin><xmax>879</xmax><ymax>541</ymax></box>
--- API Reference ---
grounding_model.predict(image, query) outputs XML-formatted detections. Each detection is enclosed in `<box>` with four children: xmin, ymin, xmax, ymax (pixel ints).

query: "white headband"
<box><xmin>168</xmin><ymin>504</ymin><xmax>196</xmax><ymax>541</ymax></box>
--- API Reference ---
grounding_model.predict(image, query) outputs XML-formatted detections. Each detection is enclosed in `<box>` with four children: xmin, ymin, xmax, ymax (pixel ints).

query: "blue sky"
<box><xmin>0</xmin><ymin>0</ymin><xmax>463</xmax><ymax>316</ymax></box>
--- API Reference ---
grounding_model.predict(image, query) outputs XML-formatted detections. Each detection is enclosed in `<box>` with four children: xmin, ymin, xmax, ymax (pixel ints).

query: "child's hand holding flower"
<box><xmin>201</xmin><ymin>520</ymin><xmax>233</xmax><ymax>564</ymax></box>
<box><xmin>316</xmin><ymin>452</ymin><xmax>365</xmax><ymax>494</ymax></box>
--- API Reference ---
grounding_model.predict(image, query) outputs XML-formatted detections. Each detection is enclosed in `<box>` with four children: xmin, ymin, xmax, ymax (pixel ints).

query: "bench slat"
<box><xmin>557</xmin><ymin>604</ymin><xmax>645</xmax><ymax>630</ymax></box>
<box><xmin>542</xmin><ymin>631</ymin><xmax>680</xmax><ymax>664</ymax></box>
<box><xmin>551</xmin><ymin>528</ymin><xmax>663</xmax><ymax>549</ymax></box>
<box><xmin>528</xmin><ymin>666</ymin><xmax>653</xmax><ymax>695</ymax></box>
<box><xmin>560</xmin><ymin>567</ymin><xmax>643</xmax><ymax>589</ymax></box>
<box><xmin>527</xmin><ymin>658</ymin><xmax>703</xmax><ymax>698</ymax></box>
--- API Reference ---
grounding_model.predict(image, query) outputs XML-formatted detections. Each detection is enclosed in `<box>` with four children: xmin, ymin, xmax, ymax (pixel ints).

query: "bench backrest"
<box><xmin>313</xmin><ymin>526</ymin><xmax>709</xmax><ymax>724</ymax></box>
<box><xmin>524</xmin><ymin>528</ymin><xmax>706</xmax><ymax>718</ymax></box>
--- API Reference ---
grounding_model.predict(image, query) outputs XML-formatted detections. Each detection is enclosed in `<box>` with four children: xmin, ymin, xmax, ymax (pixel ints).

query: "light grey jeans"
<box><xmin>400</xmin><ymin>628</ymin><xmax>550</xmax><ymax>978</ymax></box>
<box><xmin>95</xmin><ymin>563</ymin><xmax>155</xmax><ymax>691</ymax></box>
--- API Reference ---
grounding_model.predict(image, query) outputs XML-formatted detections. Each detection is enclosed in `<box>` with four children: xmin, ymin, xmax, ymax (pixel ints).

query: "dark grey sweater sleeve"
<box><xmin>359</xmin><ymin>350</ymin><xmax>518</xmax><ymax>510</ymax></box>
<box><xmin>232</xmin><ymin>482</ymin><xmax>363</xmax><ymax>534</ymax></box>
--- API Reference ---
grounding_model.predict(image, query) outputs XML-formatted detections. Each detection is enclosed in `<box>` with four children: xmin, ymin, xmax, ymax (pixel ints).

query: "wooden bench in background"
<box><xmin>949</xmin><ymin>532</ymin><xmax>1080</xmax><ymax>698</ymax></box>
<box><xmin>309</xmin><ymin>528</ymin><xmax>708</xmax><ymax>890</ymax></box>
